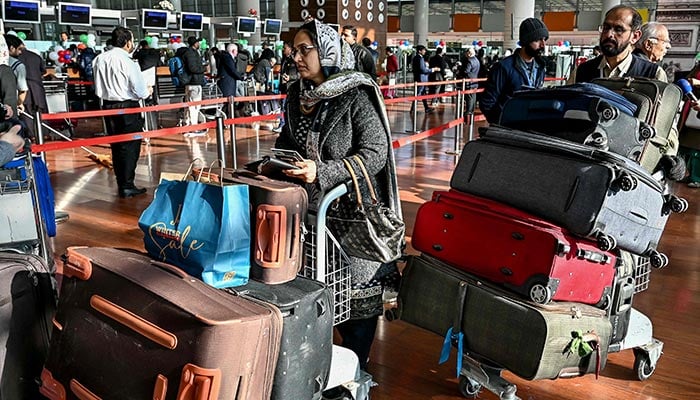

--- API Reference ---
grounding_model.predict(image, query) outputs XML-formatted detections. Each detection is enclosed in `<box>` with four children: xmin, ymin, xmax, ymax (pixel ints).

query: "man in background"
<box><xmin>93</xmin><ymin>27</ymin><xmax>150</xmax><ymax>198</ymax></box>
<box><xmin>5</xmin><ymin>34</ymin><xmax>27</xmax><ymax>114</ymax></box>
<box><xmin>480</xmin><ymin>17</ymin><xmax>549</xmax><ymax>124</ymax></box>
<box><xmin>633</xmin><ymin>22</ymin><xmax>671</xmax><ymax>64</ymax></box>
<box><xmin>411</xmin><ymin>45</ymin><xmax>440</xmax><ymax>114</ymax></box>
<box><xmin>342</xmin><ymin>26</ymin><xmax>377</xmax><ymax>81</ymax></box>
<box><xmin>177</xmin><ymin>36</ymin><xmax>207</xmax><ymax>136</ymax></box>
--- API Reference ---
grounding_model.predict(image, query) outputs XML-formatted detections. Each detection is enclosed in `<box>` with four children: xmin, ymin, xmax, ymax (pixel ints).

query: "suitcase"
<box><xmin>499</xmin><ymin>84</ymin><xmax>656</xmax><ymax>161</ymax></box>
<box><xmin>393</xmin><ymin>255</ymin><xmax>612</xmax><ymax>381</ymax></box>
<box><xmin>450</xmin><ymin>126</ymin><xmax>686</xmax><ymax>267</ymax></box>
<box><xmin>40</xmin><ymin>247</ymin><xmax>283</xmax><ymax>400</ymax></box>
<box><xmin>218</xmin><ymin>169</ymin><xmax>308</xmax><ymax>284</ymax></box>
<box><xmin>592</xmin><ymin>77</ymin><xmax>683</xmax><ymax>169</ymax></box>
<box><xmin>412</xmin><ymin>190</ymin><xmax>616</xmax><ymax>306</ymax></box>
<box><xmin>228</xmin><ymin>276</ymin><xmax>333</xmax><ymax>400</ymax></box>
<box><xmin>0</xmin><ymin>251</ymin><xmax>56</xmax><ymax>400</ymax></box>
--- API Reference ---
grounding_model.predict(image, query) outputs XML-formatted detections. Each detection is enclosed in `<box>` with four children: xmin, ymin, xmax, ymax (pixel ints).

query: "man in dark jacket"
<box><xmin>217</xmin><ymin>43</ymin><xmax>244</xmax><ymax>99</ymax></box>
<box><xmin>411</xmin><ymin>45</ymin><xmax>439</xmax><ymax>114</ymax></box>
<box><xmin>178</xmin><ymin>36</ymin><xmax>207</xmax><ymax>135</ymax></box>
<box><xmin>428</xmin><ymin>47</ymin><xmax>448</xmax><ymax>105</ymax></box>
<box><xmin>341</xmin><ymin>25</ymin><xmax>377</xmax><ymax>81</ymax></box>
<box><xmin>18</xmin><ymin>47</ymin><xmax>48</xmax><ymax>137</ymax></box>
<box><xmin>479</xmin><ymin>17</ymin><xmax>549</xmax><ymax>124</ymax></box>
<box><xmin>460</xmin><ymin>47</ymin><xmax>480</xmax><ymax>115</ymax></box>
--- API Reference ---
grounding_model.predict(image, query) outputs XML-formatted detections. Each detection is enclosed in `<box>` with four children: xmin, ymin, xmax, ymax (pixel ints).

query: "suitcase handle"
<box><xmin>151</xmin><ymin>260</ymin><xmax>190</xmax><ymax>279</ymax></box>
<box><xmin>576</xmin><ymin>249</ymin><xmax>611</xmax><ymax>264</ymax></box>
<box><xmin>176</xmin><ymin>364</ymin><xmax>222</xmax><ymax>400</ymax></box>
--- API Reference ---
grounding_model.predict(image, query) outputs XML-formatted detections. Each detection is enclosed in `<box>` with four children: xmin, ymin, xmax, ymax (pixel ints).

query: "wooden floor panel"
<box><xmin>42</xmin><ymin>103</ymin><xmax>700</xmax><ymax>400</ymax></box>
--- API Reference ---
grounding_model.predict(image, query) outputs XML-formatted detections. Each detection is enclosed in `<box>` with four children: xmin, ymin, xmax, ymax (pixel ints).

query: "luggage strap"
<box><xmin>438</xmin><ymin>280</ymin><xmax>468</xmax><ymax>377</ymax></box>
<box><xmin>567</xmin><ymin>330</ymin><xmax>602</xmax><ymax>379</ymax></box>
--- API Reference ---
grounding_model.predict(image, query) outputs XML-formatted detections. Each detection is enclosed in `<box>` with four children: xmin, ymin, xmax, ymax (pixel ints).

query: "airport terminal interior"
<box><xmin>1</xmin><ymin>0</ymin><xmax>699</xmax><ymax>399</ymax></box>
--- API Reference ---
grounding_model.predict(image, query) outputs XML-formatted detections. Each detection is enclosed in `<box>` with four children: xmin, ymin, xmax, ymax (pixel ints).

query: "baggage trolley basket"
<box><xmin>0</xmin><ymin>152</ymin><xmax>51</xmax><ymax>262</ymax></box>
<box><xmin>301</xmin><ymin>183</ymin><xmax>352</xmax><ymax>326</ymax></box>
<box><xmin>200</xmin><ymin>81</ymin><xmax>226</xmax><ymax>120</ymax></box>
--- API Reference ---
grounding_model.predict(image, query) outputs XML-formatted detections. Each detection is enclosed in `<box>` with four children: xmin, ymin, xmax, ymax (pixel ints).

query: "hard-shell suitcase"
<box><xmin>218</xmin><ymin>169</ymin><xmax>308</xmax><ymax>285</ymax></box>
<box><xmin>229</xmin><ymin>276</ymin><xmax>333</xmax><ymax>400</ymax></box>
<box><xmin>499</xmin><ymin>83</ymin><xmax>657</xmax><ymax>161</ymax></box>
<box><xmin>593</xmin><ymin>77</ymin><xmax>683</xmax><ymax>169</ymax></box>
<box><xmin>40</xmin><ymin>247</ymin><xmax>283</xmax><ymax>400</ymax></box>
<box><xmin>450</xmin><ymin>126</ymin><xmax>686</xmax><ymax>267</ymax></box>
<box><xmin>393</xmin><ymin>255</ymin><xmax>612</xmax><ymax>381</ymax></box>
<box><xmin>412</xmin><ymin>190</ymin><xmax>616</xmax><ymax>305</ymax></box>
<box><xmin>0</xmin><ymin>251</ymin><xmax>56</xmax><ymax>400</ymax></box>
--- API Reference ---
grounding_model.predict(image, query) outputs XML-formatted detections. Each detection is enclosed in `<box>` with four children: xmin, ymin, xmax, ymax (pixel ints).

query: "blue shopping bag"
<box><xmin>138</xmin><ymin>178</ymin><xmax>251</xmax><ymax>288</ymax></box>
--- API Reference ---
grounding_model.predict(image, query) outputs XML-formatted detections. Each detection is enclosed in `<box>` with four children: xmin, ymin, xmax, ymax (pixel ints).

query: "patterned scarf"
<box><xmin>298</xmin><ymin>19</ymin><xmax>366</xmax><ymax>110</ymax></box>
<box><xmin>0</xmin><ymin>30</ymin><xmax>9</xmax><ymax>65</ymax></box>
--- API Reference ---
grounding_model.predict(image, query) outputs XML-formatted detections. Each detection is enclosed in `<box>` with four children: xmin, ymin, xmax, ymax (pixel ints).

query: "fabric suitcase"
<box><xmin>40</xmin><ymin>247</ymin><xmax>282</xmax><ymax>400</ymax></box>
<box><xmin>592</xmin><ymin>77</ymin><xmax>683</xmax><ymax>169</ymax></box>
<box><xmin>0</xmin><ymin>252</ymin><xmax>56</xmax><ymax>400</ymax></box>
<box><xmin>412</xmin><ymin>190</ymin><xmax>616</xmax><ymax>306</ymax></box>
<box><xmin>228</xmin><ymin>276</ymin><xmax>333</xmax><ymax>400</ymax></box>
<box><xmin>450</xmin><ymin>126</ymin><xmax>683</xmax><ymax>265</ymax></box>
<box><xmin>500</xmin><ymin>84</ymin><xmax>656</xmax><ymax>161</ymax></box>
<box><xmin>394</xmin><ymin>255</ymin><xmax>611</xmax><ymax>381</ymax></box>
<box><xmin>217</xmin><ymin>169</ymin><xmax>308</xmax><ymax>285</ymax></box>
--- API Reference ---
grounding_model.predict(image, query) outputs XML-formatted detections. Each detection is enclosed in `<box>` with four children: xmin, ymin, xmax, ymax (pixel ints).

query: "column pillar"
<box><xmin>504</xmin><ymin>0</ymin><xmax>535</xmax><ymax>51</ymax></box>
<box><xmin>275</xmin><ymin>1</ymin><xmax>289</xmax><ymax>25</ymax></box>
<box><xmin>601</xmin><ymin>0</ymin><xmax>621</xmax><ymax>22</ymax></box>
<box><xmin>238</xmin><ymin>0</ymin><xmax>262</xmax><ymax>46</ymax></box>
<box><xmin>414</xmin><ymin>0</ymin><xmax>428</xmax><ymax>47</ymax></box>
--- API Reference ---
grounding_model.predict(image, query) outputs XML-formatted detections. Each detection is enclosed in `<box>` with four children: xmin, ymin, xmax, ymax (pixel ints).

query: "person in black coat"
<box><xmin>217</xmin><ymin>43</ymin><xmax>244</xmax><ymax>99</ymax></box>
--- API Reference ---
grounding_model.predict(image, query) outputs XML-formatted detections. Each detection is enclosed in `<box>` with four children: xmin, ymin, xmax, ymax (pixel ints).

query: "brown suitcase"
<box><xmin>40</xmin><ymin>247</ymin><xmax>282</xmax><ymax>400</ymax></box>
<box><xmin>198</xmin><ymin>168</ymin><xmax>308</xmax><ymax>285</ymax></box>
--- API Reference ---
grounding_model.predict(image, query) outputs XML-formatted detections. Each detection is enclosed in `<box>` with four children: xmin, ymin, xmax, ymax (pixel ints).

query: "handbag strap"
<box><xmin>342</xmin><ymin>158</ymin><xmax>364</xmax><ymax>209</ymax></box>
<box><xmin>194</xmin><ymin>159</ymin><xmax>224</xmax><ymax>186</ymax></box>
<box><xmin>351</xmin><ymin>155</ymin><xmax>379</xmax><ymax>204</ymax></box>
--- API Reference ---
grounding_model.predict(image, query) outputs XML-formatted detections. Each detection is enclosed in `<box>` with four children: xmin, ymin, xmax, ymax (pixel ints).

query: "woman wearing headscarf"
<box><xmin>0</xmin><ymin>33</ymin><xmax>24</xmax><ymax>166</ymax></box>
<box><xmin>275</xmin><ymin>18</ymin><xmax>402</xmax><ymax>371</ymax></box>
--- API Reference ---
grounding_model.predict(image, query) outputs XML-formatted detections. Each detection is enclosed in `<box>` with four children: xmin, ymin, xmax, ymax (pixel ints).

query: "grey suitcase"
<box><xmin>228</xmin><ymin>276</ymin><xmax>333</xmax><ymax>400</ymax></box>
<box><xmin>0</xmin><ymin>251</ymin><xmax>56</xmax><ymax>400</ymax></box>
<box><xmin>450</xmin><ymin>126</ymin><xmax>686</xmax><ymax>267</ymax></box>
<box><xmin>393</xmin><ymin>255</ymin><xmax>611</xmax><ymax>381</ymax></box>
<box><xmin>592</xmin><ymin>77</ymin><xmax>683</xmax><ymax>171</ymax></box>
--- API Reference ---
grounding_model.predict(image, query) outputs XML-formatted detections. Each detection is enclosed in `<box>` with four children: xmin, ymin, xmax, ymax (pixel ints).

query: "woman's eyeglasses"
<box><xmin>598</xmin><ymin>24</ymin><xmax>631</xmax><ymax>36</ymax></box>
<box><xmin>292</xmin><ymin>45</ymin><xmax>316</xmax><ymax>58</ymax></box>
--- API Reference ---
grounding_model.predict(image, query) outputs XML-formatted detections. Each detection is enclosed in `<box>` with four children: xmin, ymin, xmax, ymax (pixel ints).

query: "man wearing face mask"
<box><xmin>479</xmin><ymin>17</ymin><xmax>549</xmax><ymax>124</ymax></box>
<box><xmin>93</xmin><ymin>27</ymin><xmax>151</xmax><ymax>198</ymax></box>
<box><xmin>570</xmin><ymin>5</ymin><xmax>665</xmax><ymax>83</ymax></box>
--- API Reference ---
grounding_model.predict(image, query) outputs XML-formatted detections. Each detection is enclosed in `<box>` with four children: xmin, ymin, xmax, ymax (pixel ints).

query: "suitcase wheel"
<box><xmin>596</xmin><ymin>233</ymin><xmax>617</xmax><ymax>252</ymax></box>
<box><xmin>384</xmin><ymin>308</ymin><xmax>398</xmax><ymax>322</ymax></box>
<box><xmin>597</xmin><ymin>101</ymin><xmax>619</xmax><ymax>122</ymax></box>
<box><xmin>634</xmin><ymin>351</ymin><xmax>656</xmax><ymax>381</ymax></box>
<box><xmin>648</xmin><ymin>251</ymin><xmax>669</xmax><ymax>269</ymax></box>
<box><xmin>529</xmin><ymin>282</ymin><xmax>553</xmax><ymax>304</ymax></box>
<box><xmin>458</xmin><ymin>376</ymin><xmax>482</xmax><ymax>398</ymax></box>
<box><xmin>665</xmin><ymin>195</ymin><xmax>689</xmax><ymax>214</ymax></box>
<box><xmin>639</xmin><ymin>124</ymin><xmax>656</xmax><ymax>140</ymax></box>
<box><xmin>616</xmin><ymin>173</ymin><xmax>638</xmax><ymax>191</ymax></box>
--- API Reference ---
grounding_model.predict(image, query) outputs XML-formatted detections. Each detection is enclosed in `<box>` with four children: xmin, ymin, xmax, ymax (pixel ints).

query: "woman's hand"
<box><xmin>283</xmin><ymin>159</ymin><xmax>317</xmax><ymax>183</ymax></box>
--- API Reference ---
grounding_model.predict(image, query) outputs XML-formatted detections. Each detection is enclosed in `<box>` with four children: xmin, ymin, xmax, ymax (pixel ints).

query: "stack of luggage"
<box><xmin>390</xmin><ymin>78</ymin><xmax>688</xmax><ymax>396</ymax></box>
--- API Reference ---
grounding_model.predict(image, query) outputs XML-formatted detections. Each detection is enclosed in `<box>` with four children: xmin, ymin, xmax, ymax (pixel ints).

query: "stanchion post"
<box><xmin>215</xmin><ymin>116</ymin><xmax>227</xmax><ymax>168</ymax></box>
<box><xmin>34</xmin><ymin>110</ymin><xmax>46</xmax><ymax>163</ymax></box>
<box><xmin>406</xmin><ymin>82</ymin><xmax>418</xmax><ymax>133</ymax></box>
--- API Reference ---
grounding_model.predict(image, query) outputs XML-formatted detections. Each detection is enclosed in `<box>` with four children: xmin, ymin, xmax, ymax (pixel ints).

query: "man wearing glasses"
<box><xmin>633</xmin><ymin>22</ymin><xmax>672</xmax><ymax>64</ymax></box>
<box><xmin>570</xmin><ymin>5</ymin><xmax>665</xmax><ymax>83</ymax></box>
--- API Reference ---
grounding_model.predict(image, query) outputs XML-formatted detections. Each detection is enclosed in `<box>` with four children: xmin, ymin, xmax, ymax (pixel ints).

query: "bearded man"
<box><xmin>570</xmin><ymin>5</ymin><xmax>665</xmax><ymax>83</ymax></box>
<box><xmin>479</xmin><ymin>18</ymin><xmax>549</xmax><ymax>124</ymax></box>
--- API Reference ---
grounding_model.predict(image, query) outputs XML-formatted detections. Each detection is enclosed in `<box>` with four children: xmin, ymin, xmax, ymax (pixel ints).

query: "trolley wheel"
<box><xmin>384</xmin><ymin>308</ymin><xmax>397</xmax><ymax>322</ymax></box>
<box><xmin>596</xmin><ymin>233</ymin><xmax>617</xmax><ymax>252</ymax></box>
<box><xmin>639</xmin><ymin>124</ymin><xmax>655</xmax><ymax>140</ymax></box>
<box><xmin>458</xmin><ymin>376</ymin><xmax>482</xmax><ymax>398</ymax></box>
<box><xmin>634</xmin><ymin>353</ymin><xmax>656</xmax><ymax>381</ymax></box>
<box><xmin>667</xmin><ymin>196</ymin><xmax>688</xmax><ymax>214</ymax></box>
<box><xmin>529</xmin><ymin>282</ymin><xmax>552</xmax><ymax>304</ymax></box>
<box><xmin>649</xmin><ymin>252</ymin><xmax>669</xmax><ymax>269</ymax></box>
<box><xmin>617</xmin><ymin>173</ymin><xmax>638</xmax><ymax>191</ymax></box>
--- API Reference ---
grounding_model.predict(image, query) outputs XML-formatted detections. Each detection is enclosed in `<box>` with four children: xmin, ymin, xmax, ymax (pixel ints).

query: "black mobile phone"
<box><xmin>271</xmin><ymin>148</ymin><xmax>304</xmax><ymax>163</ymax></box>
<box><xmin>261</xmin><ymin>155</ymin><xmax>300</xmax><ymax>171</ymax></box>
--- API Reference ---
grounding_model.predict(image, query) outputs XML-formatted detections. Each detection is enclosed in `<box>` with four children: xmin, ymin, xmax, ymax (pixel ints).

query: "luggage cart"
<box><xmin>0</xmin><ymin>152</ymin><xmax>51</xmax><ymax>262</ymax></box>
<box><xmin>43</xmin><ymin>80</ymin><xmax>75</xmax><ymax>138</ymax></box>
<box><xmin>456</xmin><ymin>254</ymin><xmax>663</xmax><ymax>400</ymax></box>
<box><xmin>301</xmin><ymin>183</ymin><xmax>352</xmax><ymax>326</ymax></box>
<box><xmin>200</xmin><ymin>81</ymin><xmax>226</xmax><ymax>121</ymax></box>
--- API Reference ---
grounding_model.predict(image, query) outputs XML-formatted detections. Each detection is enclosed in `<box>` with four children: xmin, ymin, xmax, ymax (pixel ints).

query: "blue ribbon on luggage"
<box><xmin>439</xmin><ymin>327</ymin><xmax>464</xmax><ymax>377</ymax></box>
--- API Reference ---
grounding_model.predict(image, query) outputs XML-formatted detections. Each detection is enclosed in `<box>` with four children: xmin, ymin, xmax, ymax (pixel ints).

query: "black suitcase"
<box><xmin>499</xmin><ymin>84</ymin><xmax>656</xmax><ymax>161</ymax></box>
<box><xmin>592</xmin><ymin>77</ymin><xmax>683</xmax><ymax>170</ymax></box>
<box><xmin>229</xmin><ymin>276</ymin><xmax>334</xmax><ymax>400</ymax></box>
<box><xmin>450</xmin><ymin>126</ymin><xmax>687</xmax><ymax>267</ymax></box>
<box><xmin>0</xmin><ymin>251</ymin><xmax>56</xmax><ymax>400</ymax></box>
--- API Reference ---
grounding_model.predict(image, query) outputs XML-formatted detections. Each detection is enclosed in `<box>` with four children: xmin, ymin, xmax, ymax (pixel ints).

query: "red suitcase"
<box><xmin>40</xmin><ymin>247</ymin><xmax>283</xmax><ymax>400</ymax></box>
<box><xmin>412</xmin><ymin>190</ymin><xmax>616</xmax><ymax>306</ymax></box>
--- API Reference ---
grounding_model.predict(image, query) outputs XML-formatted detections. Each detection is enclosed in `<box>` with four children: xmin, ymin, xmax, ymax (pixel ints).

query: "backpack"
<box><xmin>236</xmin><ymin>50</ymin><xmax>250</xmax><ymax>76</ymax></box>
<box><xmin>169</xmin><ymin>55</ymin><xmax>191</xmax><ymax>88</ymax></box>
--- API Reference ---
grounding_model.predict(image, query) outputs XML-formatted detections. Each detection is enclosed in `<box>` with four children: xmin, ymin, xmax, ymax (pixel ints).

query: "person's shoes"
<box><xmin>119</xmin><ymin>187</ymin><xmax>147</xmax><ymax>198</ymax></box>
<box><xmin>184</xmin><ymin>130</ymin><xmax>208</xmax><ymax>137</ymax></box>
<box><xmin>688</xmin><ymin>181</ymin><xmax>700</xmax><ymax>188</ymax></box>
<box><xmin>425</xmin><ymin>108</ymin><xmax>435</xmax><ymax>114</ymax></box>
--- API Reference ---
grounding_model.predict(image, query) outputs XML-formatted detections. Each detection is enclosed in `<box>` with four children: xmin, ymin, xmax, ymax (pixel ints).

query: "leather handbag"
<box><xmin>328</xmin><ymin>156</ymin><xmax>405</xmax><ymax>263</ymax></box>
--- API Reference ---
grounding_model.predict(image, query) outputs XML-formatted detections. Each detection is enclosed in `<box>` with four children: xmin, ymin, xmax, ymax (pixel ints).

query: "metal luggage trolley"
<box><xmin>300</xmin><ymin>183</ymin><xmax>352</xmax><ymax>326</ymax></box>
<box><xmin>0</xmin><ymin>152</ymin><xmax>50</xmax><ymax>261</ymax></box>
<box><xmin>43</xmin><ymin>79</ymin><xmax>75</xmax><ymax>138</ymax></box>
<box><xmin>199</xmin><ymin>81</ymin><xmax>226</xmax><ymax>121</ymax></box>
<box><xmin>456</xmin><ymin>254</ymin><xmax>664</xmax><ymax>400</ymax></box>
